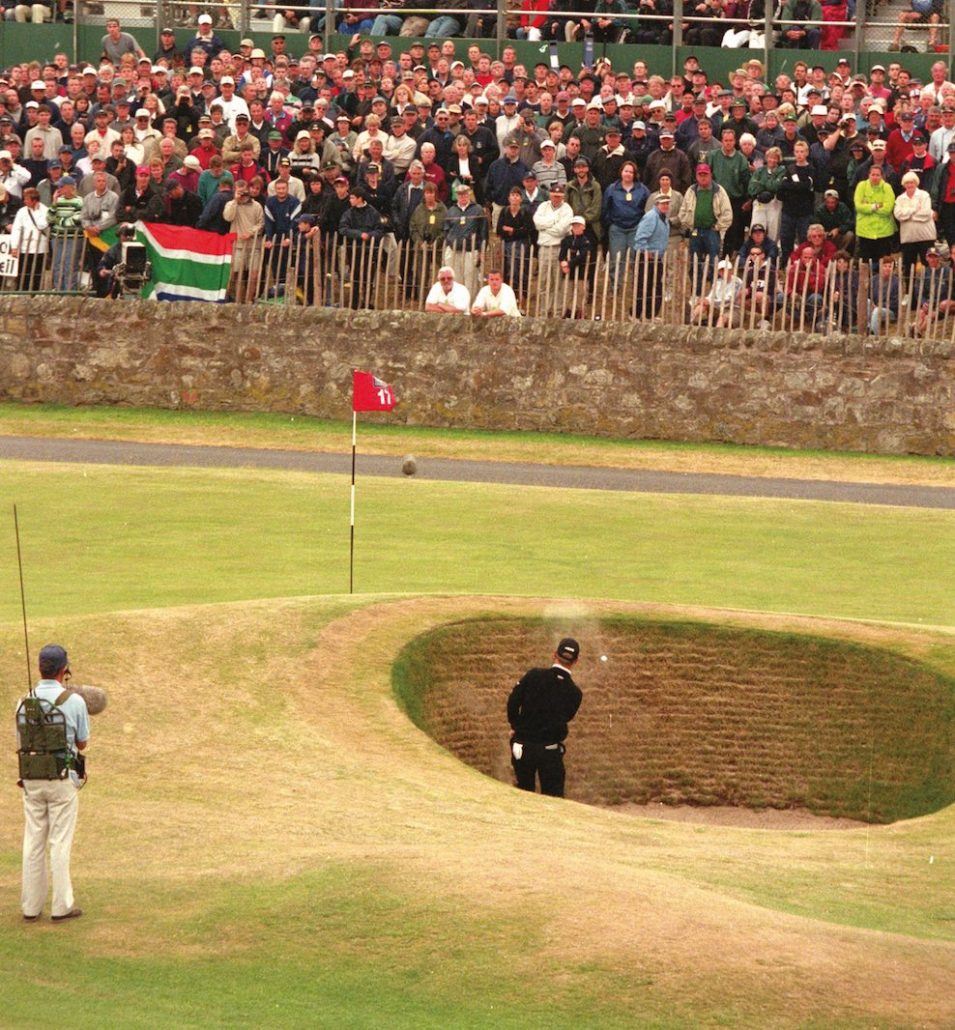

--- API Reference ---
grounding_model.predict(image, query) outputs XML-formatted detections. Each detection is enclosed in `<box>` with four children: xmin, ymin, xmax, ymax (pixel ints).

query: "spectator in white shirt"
<box><xmin>471</xmin><ymin>269</ymin><xmax>522</xmax><ymax>317</ymax></box>
<box><xmin>425</xmin><ymin>265</ymin><xmax>471</xmax><ymax>312</ymax></box>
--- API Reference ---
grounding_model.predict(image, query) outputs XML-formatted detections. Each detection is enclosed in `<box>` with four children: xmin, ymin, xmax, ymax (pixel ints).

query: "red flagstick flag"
<box><xmin>353</xmin><ymin>370</ymin><xmax>396</xmax><ymax>412</ymax></box>
<box><xmin>350</xmin><ymin>369</ymin><xmax>397</xmax><ymax>593</ymax></box>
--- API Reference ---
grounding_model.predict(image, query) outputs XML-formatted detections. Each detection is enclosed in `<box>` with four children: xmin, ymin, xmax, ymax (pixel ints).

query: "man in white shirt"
<box><xmin>216</xmin><ymin>77</ymin><xmax>251</xmax><ymax>130</ymax></box>
<box><xmin>384</xmin><ymin>117</ymin><xmax>418</xmax><ymax>178</ymax></box>
<box><xmin>533</xmin><ymin>181</ymin><xmax>574</xmax><ymax>316</ymax></box>
<box><xmin>425</xmin><ymin>265</ymin><xmax>471</xmax><ymax>313</ymax></box>
<box><xmin>471</xmin><ymin>269</ymin><xmax>521</xmax><ymax>317</ymax></box>
<box><xmin>929</xmin><ymin>106</ymin><xmax>955</xmax><ymax>165</ymax></box>
<box><xmin>0</xmin><ymin>148</ymin><xmax>31</xmax><ymax>199</ymax></box>
<box><xmin>922</xmin><ymin>62</ymin><xmax>955</xmax><ymax>105</ymax></box>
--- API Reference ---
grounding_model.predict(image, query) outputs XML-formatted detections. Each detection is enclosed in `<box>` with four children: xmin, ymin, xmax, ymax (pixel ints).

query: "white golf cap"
<box><xmin>198</xmin><ymin>12</ymin><xmax>212</xmax><ymax>22</ymax></box>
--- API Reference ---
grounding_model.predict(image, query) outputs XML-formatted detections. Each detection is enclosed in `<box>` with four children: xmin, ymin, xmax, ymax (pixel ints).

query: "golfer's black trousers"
<box><xmin>512</xmin><ymin>742</ymin><xmax>566</xmax><ymax>797</ymax></box>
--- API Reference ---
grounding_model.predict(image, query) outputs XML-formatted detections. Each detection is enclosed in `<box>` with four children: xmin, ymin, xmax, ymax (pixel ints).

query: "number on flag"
<box><xmin>353</xmin><ymin>370</ymin><xmax>396</xmax><ymax>412</ymax></box>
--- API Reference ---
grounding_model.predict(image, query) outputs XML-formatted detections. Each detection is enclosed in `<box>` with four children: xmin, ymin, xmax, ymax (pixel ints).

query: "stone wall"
<box><xmin>1</xmin><ymin>296</ymin><xmax>953</xmax><ymax>455</ymax></box>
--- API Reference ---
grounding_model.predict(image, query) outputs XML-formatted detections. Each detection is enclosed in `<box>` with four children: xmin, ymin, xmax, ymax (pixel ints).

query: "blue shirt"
<box><xmin>16</xmin><ymin>679</ymin><xmax>90</xmax><ymax>754</ymax></box>
<box><xmin>633</xmin><ymin>208</ymin><xmax>670</xmax><ymax>256</ymax></box>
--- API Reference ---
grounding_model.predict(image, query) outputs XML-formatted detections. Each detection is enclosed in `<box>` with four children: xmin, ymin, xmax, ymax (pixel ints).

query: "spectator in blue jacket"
<box><xmin>339</xmin><ymin>185</ymin><xmax>385</xmax><ymax>308</ymax></box>
<box><xmin>264</xmin><ymin>176</ymin><xmax>302</xmax><ymax>292</ymax></box>
<box><xmin>601</xmin><ymin>160</ymin><xmax>648</xmax><ymax>281</ymax></box>
<box><xmin>484</xmin><ymin>137</ymin><xmax>529</xmax><ymax>224</ymax></box>
<box><xmin>632</xmin><ymin>193</ymin><xmax>671</xmax><ymax>317</ymax></box>
<box><xmin>196</xmin><ymin>171</ymin><xmax>234</xmax><ymax>233</ymax></box>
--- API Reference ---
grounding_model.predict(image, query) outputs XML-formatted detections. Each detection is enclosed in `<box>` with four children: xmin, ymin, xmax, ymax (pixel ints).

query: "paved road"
<box><xmin>2</xmin><ymin>434</ymin><xmax>954</xmax><ymax>510</ymax></box>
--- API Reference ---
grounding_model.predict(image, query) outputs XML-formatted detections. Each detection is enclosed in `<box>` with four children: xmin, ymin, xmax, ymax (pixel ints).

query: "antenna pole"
<box><xmin>13</xmin><ymin>504</ymin><xmax>32</xmax><ymax>690</ymax></box>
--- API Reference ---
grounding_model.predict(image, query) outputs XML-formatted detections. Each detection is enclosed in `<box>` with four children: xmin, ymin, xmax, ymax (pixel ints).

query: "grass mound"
<box><xmin>394</xmin><ymin>616</ymin><xmax>955</xmax><ymax>823</ymax></box>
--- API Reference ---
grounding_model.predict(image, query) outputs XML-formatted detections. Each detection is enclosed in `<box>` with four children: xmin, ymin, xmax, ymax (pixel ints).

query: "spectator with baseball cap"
<box><xmin>898</xmin><ymin>131</ymin><xmax>937</xmax><ymax>193</ymax></box>
<box><xmin>534</xmin><ymin>180</ymin><xmax>573</xmax><ymax>314</ymax></box>
<box><xmin>442</xmin><ymin>181</ymin><xmax>485</xmax><ymax>297</ymax></box>
<box><xmin>814</xmin><ymin>189</ymin><xmax>855</xmax><ymax>253</ymax></box>
<box><xmin>680</xmin><ymin>161</ymin><xmax>733</xmax><ymax>288</ymax></box>
<box><xmin>632</xmin><ymin>192</ymin><xmax>673</xmax><ymax>317</ymax></box>
<box><xmin>48</xmin><ymin>173</ymin><xmax>83</xmax><ymax>290</ymax></box>
<box><xmin>119</xmin><ymin>162</ymin><xmax>162</xmax><ymax>223</ymax></box>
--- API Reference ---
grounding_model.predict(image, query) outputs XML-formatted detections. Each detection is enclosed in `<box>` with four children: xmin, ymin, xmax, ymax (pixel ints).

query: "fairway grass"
<box><xmin>2</xmin><ymin>401</ymin><xmax>955</xmax><ymax>487</ymax></box>
<box><xmin>2</xmin><ymin>597</ymin><xmax>953</xmax><ymax>1028</ymax></box>
<box><xmin>4</xmin><ymin>460</ymin><xmax>955</xmax><ymax>627</ymax></box>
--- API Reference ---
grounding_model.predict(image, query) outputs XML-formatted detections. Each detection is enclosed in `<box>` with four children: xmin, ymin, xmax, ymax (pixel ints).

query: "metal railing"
<box><xmin>17</xmin><ymin>0</ymin><xmax>954</xmax><ymax>78</ymax></box>
<box><xmin>5</xmin><ymin>224</ymin><xmax>954</xmax><ymax>344</ymax></box>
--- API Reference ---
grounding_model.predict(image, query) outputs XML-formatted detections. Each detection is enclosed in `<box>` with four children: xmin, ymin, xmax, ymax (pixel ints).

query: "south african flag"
<box><xmin>90</xmin><ymin>222</ymin><xmax>235</xmax><ymax>302</ymax></box>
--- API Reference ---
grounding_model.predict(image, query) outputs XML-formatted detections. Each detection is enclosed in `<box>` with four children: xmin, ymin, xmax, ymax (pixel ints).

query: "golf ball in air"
<box><xmin>600</xmin><ymin>655</ymin><xmax>608</xmax><ymax>662</ymax></box>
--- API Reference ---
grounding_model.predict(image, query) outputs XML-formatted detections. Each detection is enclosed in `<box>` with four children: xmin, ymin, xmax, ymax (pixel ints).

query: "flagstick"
<box><xmin>350</xmin><ymin>409</ymin><xmax>357</xmax><ymax>594</ymax></box>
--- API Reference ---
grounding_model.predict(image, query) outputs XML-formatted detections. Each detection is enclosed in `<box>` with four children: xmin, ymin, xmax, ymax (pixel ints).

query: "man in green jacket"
<box><xmin>706</xmin><ymin>129</ymin><xmax>751</xmax><ymax>256</ymax></box>
<box><xmin>815</xmin><ymin>189</ymin><xmax>855</xmax><ymax>253</ymax></box>
<box><xmin>565</xmin><ymin>156</ymin><xmax>603</xmax><ymax>241</ymax></box>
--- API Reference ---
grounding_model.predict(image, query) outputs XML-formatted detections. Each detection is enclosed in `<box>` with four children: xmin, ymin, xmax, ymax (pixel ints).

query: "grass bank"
<box><xmin>1</xmin><ymin>597</ymin><xmax>953</xmax><ymax>1028</ymax></box>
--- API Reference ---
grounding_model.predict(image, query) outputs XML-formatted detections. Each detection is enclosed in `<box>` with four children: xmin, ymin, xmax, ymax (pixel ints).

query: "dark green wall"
<box><xmin>0</xmin><ymin>22</ymin><xmax>948</xmax><ymax>85</ymax></box>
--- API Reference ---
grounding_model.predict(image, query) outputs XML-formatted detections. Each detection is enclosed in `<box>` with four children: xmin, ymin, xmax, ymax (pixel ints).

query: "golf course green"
<box><xmin>1</xmin><ymin>405</ymin><xmax>953</xmax><ymax>1028</ymax></box>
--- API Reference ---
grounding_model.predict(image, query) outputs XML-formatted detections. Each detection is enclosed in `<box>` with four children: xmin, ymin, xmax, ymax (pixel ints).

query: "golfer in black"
<box><xmin>507</xmin><ymin>637</ymin><xmax>583</xmax><ymax>797</ymax></box>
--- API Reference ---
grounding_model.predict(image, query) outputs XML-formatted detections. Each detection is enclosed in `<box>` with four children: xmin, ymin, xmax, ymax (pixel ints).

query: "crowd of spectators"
<box><xmin>0</xmin><ymin>23</ymin><xmax>953</xmax><ymax>327</ymax></box>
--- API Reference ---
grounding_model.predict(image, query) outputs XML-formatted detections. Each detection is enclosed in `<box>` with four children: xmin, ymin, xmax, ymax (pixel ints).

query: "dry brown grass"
<box><xmin>405</xmin><ymin>616</ymin><xmax>955</xmax><ymax>821</ymax></box>
<box><xmin>2</xmin><ymin>595</ymin><xmax>953</xmax><ymax>1025</ymax></box>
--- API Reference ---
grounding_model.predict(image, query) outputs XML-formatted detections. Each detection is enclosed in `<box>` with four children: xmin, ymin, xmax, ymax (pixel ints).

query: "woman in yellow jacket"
<box><xmin>853</xmin><ymin>164</ymin><xmax>897</xmax><ymax>264</ymax></box>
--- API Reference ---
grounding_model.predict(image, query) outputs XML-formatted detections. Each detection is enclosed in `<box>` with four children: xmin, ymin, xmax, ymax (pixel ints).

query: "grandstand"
<box><xmin>0</xmin><ymin>3</ymin><xmax>952</xmax><ymax>339</ymax></box>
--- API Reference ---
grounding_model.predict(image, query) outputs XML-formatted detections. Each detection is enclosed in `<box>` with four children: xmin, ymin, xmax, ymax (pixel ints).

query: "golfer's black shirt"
<box><xmin>507</xmin><ymin>663</ymin><xmax>582</xmax><ymax>744</ymax></box>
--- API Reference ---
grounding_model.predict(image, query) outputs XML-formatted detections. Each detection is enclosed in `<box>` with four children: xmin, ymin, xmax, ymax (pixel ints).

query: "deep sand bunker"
<box><xmin>395</xmin><ymin>616</ymin><xmax>955</xmax><ymax>825</ymax></box>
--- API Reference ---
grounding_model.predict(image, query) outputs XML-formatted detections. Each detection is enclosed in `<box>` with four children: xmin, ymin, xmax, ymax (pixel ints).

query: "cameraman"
<box><xmin>19</xmin><ymin>644</ymin><xmax>88</xmax><ymax>923</ymax></box>
<box><xmin>94</xmin><ymin>222</ymin><xmax>136</xmax><ymax>297</ymax></box>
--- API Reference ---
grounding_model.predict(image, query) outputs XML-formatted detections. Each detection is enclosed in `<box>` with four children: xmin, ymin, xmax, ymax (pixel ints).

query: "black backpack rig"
<box><xmin>16</xmin><ymin>689</ymin><xmax>74</xmax><ymax>782</ymax></box>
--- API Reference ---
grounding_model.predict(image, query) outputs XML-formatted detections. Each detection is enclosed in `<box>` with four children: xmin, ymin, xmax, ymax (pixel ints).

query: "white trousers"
<box><xmin>444</xmin><ymin>245</ymin><xmax>479</xmax><ymax>298</ymax></box>
<box><xmin>15</xmin><ymin>3</ymin><xmax>47</xmax><ymax>20</ymax></box>
<box><xmin>22</xmin><ymin>778</ymin><xmax>79</xmax><ymax>918</ymax></box>
<box><xmin>721</xmin><ymin>28</ymin><xmax>751</xmax><ymax>46</ymax></box>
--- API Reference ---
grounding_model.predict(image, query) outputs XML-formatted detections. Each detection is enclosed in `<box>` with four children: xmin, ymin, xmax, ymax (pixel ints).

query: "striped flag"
<box><xmin>88</xmin><ymin>222</ymin><xmax>235</xmax><ymax>303</ymax></box>
<box><xmin>138</xmin><ymin>223</ymin><xmax>234</xmax><ymax>302</ymax></box>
